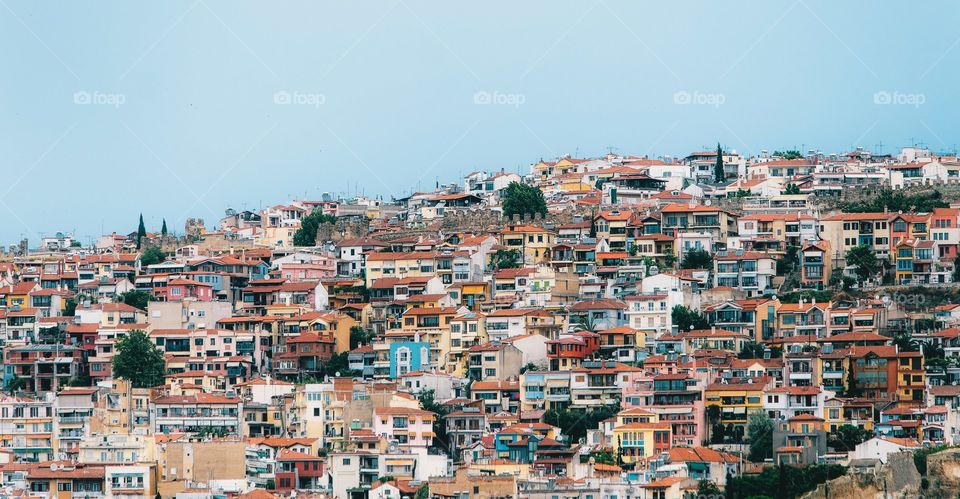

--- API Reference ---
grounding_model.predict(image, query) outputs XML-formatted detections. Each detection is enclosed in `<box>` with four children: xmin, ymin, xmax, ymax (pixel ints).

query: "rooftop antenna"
<box><xmin>874</xmin><ymin>141</ymin><xmax>884</xmax><ymax>155</ymax></box>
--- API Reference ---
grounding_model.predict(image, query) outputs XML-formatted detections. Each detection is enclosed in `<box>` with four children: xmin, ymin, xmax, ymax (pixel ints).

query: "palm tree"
<box><xmin>571</xmin><ymin>315</ymin><xmax>597</xmax><ymax>332</ymax></box>
<box><xmin>705</xmin><ymin>404</ymin><xmax>721</xmax><ymax>443</ymax></box>
<box><xmin>892</xmin><ymin>331</ymin><xmax>919</xmax><ymax>352</ymax></box>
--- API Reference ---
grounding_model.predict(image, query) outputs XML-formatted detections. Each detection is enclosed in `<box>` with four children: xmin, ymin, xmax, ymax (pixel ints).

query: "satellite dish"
<box><xmin>335</xmin><ymin>372</ymin><xmax>341</xmax><ymax>377</ymax></box>
<box><xmin>704</xmin><ymin>199</ymin><xmax>712</xmax><ymax>206</ymax></box>
<box><xmin>50</xmin><ymin>464</ymin><xmax>59</xmax><ymax>471</ymax></box>
<box><xmin>649</xmin><ymin>266</ymin><xmax>659</xmax><ymax>276</ymax></box>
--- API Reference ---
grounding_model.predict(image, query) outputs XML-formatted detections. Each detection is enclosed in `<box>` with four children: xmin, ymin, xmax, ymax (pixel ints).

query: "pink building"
<box><xmin>372</xmin><ymin>407</ymin><xmax>435</xmax><ymax>454</ymax></box>
<box><xmin>157</xmin><ymin>279</ymin><xmax>214</xmax><ymax>301</ymax></box>
<box><xmin>278</xmin><ymin>262</ymin><xmax>336</xmax><ymax>281</ymax></box>
<box><xmin>622</xmin><ymin>373</ymin><xmax>706</xmax><ymax>447</ymax></box>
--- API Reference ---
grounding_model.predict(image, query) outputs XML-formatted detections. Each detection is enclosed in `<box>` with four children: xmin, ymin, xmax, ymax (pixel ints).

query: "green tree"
<box><xmin>592</xmin><ymin>449</ymin><xmax>617</xmax><ymax>465</ymax></box>
<box><xmin>680</xmin><ymin>248</ymin><xmax>712</xmax><ymax>270</ymax></box>
<box><xmin>738</xmin><ymin>341</ymin><xmax>770</xmax><ymax>359</ymax></box>
<box><xmin>544</xmin><ymin>405</ymin><xmax>619</xmax><ymax>444</ymax></box>
<box><xmin>892</xmin><ymin>331</ymin><xmax>919</xmax><ymax>352</ymax></box>
<box><xmin>64</xmin><ymin>298</ymin><xmax>78</xmax><ymax>316</ymax></box>
<box><xmin>293</xmin><ymin>209</ymin><xmax>336</xmax><ymax>247</ymax></box>
<box><xmin>418</xmin><ymin>389</ymin><xmax>451</xmax><ymax>456</ymax></box>
<box><xmin>845</xmin><ymin>245</ymin><xmax>879</xmax><ymax>284</ymax></box>
<box><xmin>519</xmin><ymin>362</ymin><xmax>539</xmax><ymax>374</ymax></box>
<box><xmin>710</xmin><ymin>423</ymin><xmax>726</xmax><ymax>444</ymax></box>
<box><xmin>773</xmin><ymin>150</ymin><xmax>803</xmax><ymax>160</ymax></box>
<box><xmin>726</xmin><ymin>464</ymin><xmax>845</xmax><ymax>499</ymax></box>
<box><xmin>161</xmin><ymin>219</ymin><xmax>168</xmax><ymax>236</ymax></box>
<box><xmin>322</xmin><ymin>352</ymin><xmax>356</xmax><ymax>378</ymax></box>
<box><xmin>67</xmin><ymin>371</ymin><xmax>92</xmax><ymax>387</ymax></box>
<box><xmin>830</xmin><ymin>424</ymin><xmax>872</xmax><ymax>451</ymax></box>
<box><xmin>662</xmin><ymin>253</ymin><xmax>677</xmax><ymax>269</ymax></box>
<box><xmin>706</xmin><ymin>404</ymin><xmax>721</xmax><ymax>442</ymax></box>
<box><xmin>915</xmin><ymin>445</ymin><xmax>948</xmax><ymax>475</ymax></box>
<box><xmin>491</xmin><ymin>249</ymin><xmax>522</xmax><ymax>270</ymax></box>
<box><xmin>502</xmin><ymin>182</ymin><xmax>547</xmax><ymax>220</ymax></box>
<box><xmin>112</xmin><ymin>330</ymin><xmax>165</xmax><ymax>388</ymax></box>
<box><xmin>713</xmin><ymin>143</ymin><xmax>725</xmax><ymax>183</ymax></box>
<box><xmin>697</xmin><ymin>479</ymin><xmax>723</xmax><ymax>498</ymax></box>
<box><xmin>349</xmin><ymin>325</ymin><xmax>375</xmax><ymax>350</ymax></box>
<box><xmin>672</xmin><ymin>305</ymin><xmax>710</xmax><ymax>332</ymax></box>
<box><xmin>783</xmin><ymin>184</ymin><xmax>801</xmax><ymax>195</ymax></box>
<box><xmin>841</xmin><ymin>188</ymin><xmax>947</xmax><ymax>213</ymax></box>
<box><xmin>775</xmin><ymin>246</ymin><xmax>800</xmax><ymax>276</ymax></box>
<box><xmin>140</xmin><ymin>246</ymin><xmax>165</xmax><ymax>267</ymax></box>
<box><xmin>117</xmin><ymin>290</ymin><xmax>154</xmax><ymax>311</ymax></box>
<box><xmin>3</xmin><ymin>377</ymin><xmax>26</xmax><ymax>394</ymax></box>
<box><xmin>747</xmin><ymin>410</ymin><xmax>774</xmax><ymax>462</ymax></box>
<box><xmin>414</xmin><ymin>485</ymin><xmax>429</xmax><ymax>499</ymax></box>
<box><xmin>953</xmin><ymin>255</ymin><xmax>960</xmax><ymax>282</ymax></box>
<box><xmin>136</xmin><ymin>214</ymin><xmax>147</xmax><ymax>249</ymax></box>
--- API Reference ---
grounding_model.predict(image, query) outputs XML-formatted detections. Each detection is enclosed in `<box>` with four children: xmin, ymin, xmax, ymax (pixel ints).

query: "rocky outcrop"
<box><xmin>799</xmin><ymin>451</ymin><xmax>920</xmax><ymax>499</ymax></box>
<box><xmin>924</xmin><ymin>448</ymin><xmax>960</xmax><ymax>498</ymax></box>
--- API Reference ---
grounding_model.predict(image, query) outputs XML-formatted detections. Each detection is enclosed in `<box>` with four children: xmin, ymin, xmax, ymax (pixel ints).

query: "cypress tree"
<box><xmin>136</xmin><ymin>214</ymin><xmax>146</xmax><ymax>249</ymax></box>
<box><xmin>713</xmin><ymin>142</ymin><xmax>725</xmax><ymax>183</ymax></box>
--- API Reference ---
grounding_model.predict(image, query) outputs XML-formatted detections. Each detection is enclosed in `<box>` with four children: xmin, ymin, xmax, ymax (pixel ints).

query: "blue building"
<box><xmin>389</xmin><ymin>341</ymin><xmax>430</xmax><ymax>378</ymax></box>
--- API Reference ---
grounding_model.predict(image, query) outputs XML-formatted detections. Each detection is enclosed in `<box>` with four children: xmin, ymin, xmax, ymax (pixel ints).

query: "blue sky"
<box><xmin>1</xmin><ymin>1</ymin><xmax>959</xmax><ymax>245</ymax></box>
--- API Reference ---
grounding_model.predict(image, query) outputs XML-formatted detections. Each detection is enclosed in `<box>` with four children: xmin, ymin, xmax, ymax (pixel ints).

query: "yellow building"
<box><xmin>400</xmin><ymin>306</ymin><xmax>458</xmax><ymax>371</ymax></box>
<box><xmin>705</xmin><ymin>297</ymin><xmax>780</xmax><ymax>342</ymax></box>
<box><xmin>818</xmin><ymin>350</ymin><xmax>849</xmax><ymax>395</ymax></box>
<box><xmin>532</xmin><ymin>157</ymin><xmax>588</xmax><ymax>182</ymax></box>
<box><xmin>612</xmin><ymin>421</ymin><xmax>672</xmax><ymax>464</ymax></box>
<box><xmin>91</xmin><ymin>379</ymin><xmax>153</xmax><ymax>436</ymax></box>
<box><xmin>447</xmin><ymin>310</ymin><xmax>486</xmax><ymax>375</ymax></box>
<box><xmin>704</xmin><ymin>378</ymin><xmax>772</xmax><ymax>437</ymax></box>
<box><xmin>800</xmin><ymin>240</ymin><xmax>832</xmax><ymax>289</ymax></box>
<box><xmin>594</xmin><ymin>210</ymin><xmax>633</xmax><ymax>252</ymax></box>
<box><xmin>448</xmin><ymin>281</ymin><xmax>489</xmax><ymax>311</ymax></box>
<box><xmin>819</xmin><ymin>212</ymin><xmax>894</xmax><ymax>266</ymax></box>
<box><xmin>499</xmin><ymin>225</ymin><xmax>556</xmax><ymax>265</ymax></box>
<box><xmin>0</xmin><ymin>281</ymin><xmax>37</xmax><ymax>308</ymax></box>
<box><xmin>0</xmin><ymin>394</ymin><xmax>55</xmax><ymax>462</ymax></box>
<box><xmin>270</xmin><ymin>311</ymin><xmax>357</xmax><ymax>354</ymax></box>
<box><xmin>364</xmin><ymin>251</ymin><xmax>439</xmax><ymax>287</ymax></box>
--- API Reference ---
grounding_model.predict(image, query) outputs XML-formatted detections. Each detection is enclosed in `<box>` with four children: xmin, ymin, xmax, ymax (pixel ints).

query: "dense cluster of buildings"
<box><xmin>1</xmin><ymin>145</ymin><xmax>960</xmax><ymax>498</ymax></box>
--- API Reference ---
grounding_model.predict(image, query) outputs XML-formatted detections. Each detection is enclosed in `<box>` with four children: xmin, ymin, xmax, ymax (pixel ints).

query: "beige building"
<box><xmin>499</xmin><ymin>225</ymin><xmax>556</xmax><ymax>265</ymax></box>
<box><xmin>156</xmin><ymin>439</ymin><xmax>247</xmax><ymax>497</ymax></box>
<box><xmin>428</xmin><ymin>468</ymin><xmax>517</xmax><ymax>499</ymax></box>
